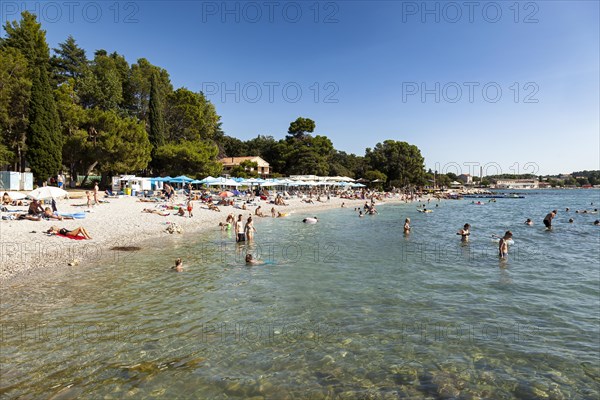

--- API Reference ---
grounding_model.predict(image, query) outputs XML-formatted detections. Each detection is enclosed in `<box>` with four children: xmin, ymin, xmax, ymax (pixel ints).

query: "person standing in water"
<box><xmin>235</xmin><ymin>214</ymin><xmax>245</xmax><ymax>242</ymax></box>
<box><xmin>543</xmin><ymin>210</ymin><xmax>557</xmax><ymax>230</ymax></box>
<box><xmin>403</xmin><ymin>218</ymin><xmax>411</xmax><ymax>234</ymax></box>
<box><xmin>245</xmin><ymin>216</ymin><xmax>257</xmax><ymax>241</ymax></box>
<box><xmin>457</xmin><ymin>223</ymin><xmax>471</xmax><ymax>242</ymax></box>
<box><xmin>498</xmin><ymin>231</ymin><xmax>513</xmax><ymax>259</ymax></box>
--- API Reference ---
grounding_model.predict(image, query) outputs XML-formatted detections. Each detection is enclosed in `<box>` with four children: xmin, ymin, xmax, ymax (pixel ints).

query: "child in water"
<box><xmin>498</xmin><ymin>231</ymin><xmax>513</xmax><ymax>259</ymax></box>
<box><xmin>172</xmin><ymin>258</ymin><xmax>183</xmax><ymax>272</ymax></box>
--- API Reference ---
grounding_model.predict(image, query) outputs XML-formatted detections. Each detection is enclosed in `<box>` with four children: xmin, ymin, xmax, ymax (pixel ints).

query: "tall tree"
<box><xmin>3</xmin><ymin>12</ymin><xmax>62</xmax><ymax>180</ymax></box>
<box><xmin>2</xmin><ymin>12</ymin><xmax>49</xmax><ymax>68</ymax></box>
<box><xmin>148</xmin><ymin>71</ymin><xmax>166</xmax><ymax>159</ymax></box>
<box><xmin>0</xmin><ymin>46</ymin><xmax>31</xmax><ymax>170</ymax></box>
<box><xmin>287</xmin><ymin>117</ymin><xmax>315</xmax><ymax>139</ymax></box>
<box><xmin>50</xmin><ymin>35</ymin><xmax>88</xmax><ymax>85</ymax></box>
<box><xmin>365</xmin><ymin>140</ymin><xmax>425</xmax><ymax>187</ymax></box>
<box><xmin>26</xmin><ymin>68</ymin><xmax>63</xmax><ymax>181</ymax></box>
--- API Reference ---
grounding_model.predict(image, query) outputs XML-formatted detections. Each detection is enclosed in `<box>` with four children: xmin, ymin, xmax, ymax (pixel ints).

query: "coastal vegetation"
<box><xmin>0</xmin><ymin>12</ymin><xmax>428</xmax><ymax>187</ymax></box>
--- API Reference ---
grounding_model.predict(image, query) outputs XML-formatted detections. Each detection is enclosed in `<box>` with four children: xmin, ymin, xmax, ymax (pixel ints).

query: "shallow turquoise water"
<box><xmin>1</xmin><ymin>190</ymin><xmax>599</xmax><ymax>398</ymax></box>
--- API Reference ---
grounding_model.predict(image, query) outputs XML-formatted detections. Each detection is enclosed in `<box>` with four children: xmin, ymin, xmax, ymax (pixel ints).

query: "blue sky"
<box><xmin>2</xmin><ymin>1</ymin><xmax>598</xmax><ymax>175</ymax></box>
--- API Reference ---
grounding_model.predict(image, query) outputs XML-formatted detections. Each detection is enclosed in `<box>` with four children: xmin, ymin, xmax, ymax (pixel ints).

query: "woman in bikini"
<box><xmin>457</xmin><ymin>223</ymin><xmax>471</xmax><ymax>242</ymax></box>
<box><xmin>47</xmin><ymin>225</ymin><xmax>92</xmax><ymax>239</ymax></box>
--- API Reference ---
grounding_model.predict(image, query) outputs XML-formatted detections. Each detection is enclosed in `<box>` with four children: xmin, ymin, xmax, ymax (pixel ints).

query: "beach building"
<box><xmin>494</xmin><ymin>179</ymin><xmax>539</xmax><ymax>189</ymax></box>
<box><xmin>219</xmin><ymin>156</ymin><xmax>270</xmax><ymax>177</ymax></box>
<box><xmin>457</xmin><ymin>174</ymin><xmax>473</xmax><ymax>185</ymax></box>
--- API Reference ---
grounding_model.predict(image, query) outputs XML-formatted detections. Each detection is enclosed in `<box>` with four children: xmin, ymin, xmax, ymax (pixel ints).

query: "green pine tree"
<box><xmin>26</xmin><ymin>67</ymin><xmax>63</xmax><ymax>181</ymax></box>
<box><xmin>148</xmin><ymin>71</ymin><xmax>166</xmax><ymax>161</ymax></box>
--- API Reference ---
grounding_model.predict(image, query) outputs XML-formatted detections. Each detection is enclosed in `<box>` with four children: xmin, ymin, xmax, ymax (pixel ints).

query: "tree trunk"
<box><xmin>80</xmin><ymin>161</ymin><xmax>98</xmax><ymax>187</ymax></box>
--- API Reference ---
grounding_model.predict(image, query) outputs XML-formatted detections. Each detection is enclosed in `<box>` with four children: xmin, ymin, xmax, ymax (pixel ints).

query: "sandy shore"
<box><xmin>0</xmin><ymin>193</ymin><xmax>407</xmax><ymax>282</ymax></box>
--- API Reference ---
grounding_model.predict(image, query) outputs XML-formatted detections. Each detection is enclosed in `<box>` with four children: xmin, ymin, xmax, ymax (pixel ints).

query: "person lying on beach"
<box><xmin>43</xmin><ymin>207</ymin><xmax>73</xmax><ymax>220</ymax></box>
<box><xmin>28</xmin><ymin>199</ymin><xmax>44</xmax><ymax>216</ymax></box>
<box><xmin>245</xmin><ymin>254</ymin><xmax>263</xmax><ymax>265</ymax></box>
<box><xmin>12</xmin><ymin>213</ymin><xmax>41</xmax><ymax>221</ymax></box>
<box><xmin>47</xmin><ymin>225</ymin><xmax>92</xmax><ymax>239</ymax></box>
<box><xmin>498</xmin><ymin>231</ymin><xmax>513</xmax><ymax>259</ymax></box>
<box><xmin>525</xmin><ymin>218</ymin><xmax>533</xmax><ymax>225</ymax></box>
<box><xmin>171</xmin><ymin>258</ymin><xmax>183</xmax><ymax>272</ymax></box>
<box><xmin>301</xmin><ymin>198</ymin><xmax>314</xmax><ymax>204</ymax></box>
<box><xmin>142</xmin><ymin>208</ymin><xmax>170</xmax><ymax>216</ymax></box>
<box><xmin>457</xmin><ymin>224</ymin><xmax>471</xmax><ymax>241</ymax></box>
<box><xmin>208</xmin><ymin>203</ymin><xmax>221</xmax><ymax>212</ymax></box>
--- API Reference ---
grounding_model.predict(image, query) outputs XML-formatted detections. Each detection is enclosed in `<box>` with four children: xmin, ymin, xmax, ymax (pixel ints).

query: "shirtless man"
<box><xmin>235</xmin><ymin>214</ymin><xmax>245</xmax><ymax>242</ymax></box>
<box><xmin>543</xmin><ymin>210</ymin><xmax>557</xmax><ymax>230</ymax></box>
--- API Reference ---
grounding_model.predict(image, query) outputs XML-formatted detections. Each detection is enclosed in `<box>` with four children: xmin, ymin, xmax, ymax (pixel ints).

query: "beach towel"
<box><xmin>57</xmin><ymin>233</ymin><xmax>87</xmax><ymax>240</ymax></box>
<box><xmin>57</xmin><ymin>212</ymin><xmax>86</xmax><ymax>219</ymax></box>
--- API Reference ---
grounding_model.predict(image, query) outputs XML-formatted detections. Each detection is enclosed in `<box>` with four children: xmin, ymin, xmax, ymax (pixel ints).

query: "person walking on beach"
<box><xmin>498</xmin><ymin>231</ymin><xmax>513</xmax><ymax>259</ymax></box>
<box><xmin>57</xmin><ymin>173</ymin><xmax>64</xmax><ymax>188</ymax></box>
<box><xmin>457</xmin><ymin>223</ymin><xmax>471</xmax><ymax>242</ymax></box>
<box><xmin>187</xmin><ymin>199</ymin><xmax>193</xmax><ymax>218</ymax></box>
<box><xmin>543</xmin><ymin>210</ymin><xmax>557</xmax><ymax>230</ymax></box>
<box><xmin>235</xmin><ymin>214</ymin><xmax>245</xmax><ymax>242</ymax></box>
<box><xmin>86</xmin><ymin>191</ymin><xmax>92</xmax><ymax>208</ymax></box>
<box><xmin>93</xmin><ymin>182</ymin><xmax>99</xmax><ymax>204</ymax></box>
<box><xmin>403</xmin><ymin>218</ymin><xmax>411</xmax><ymax>234</ymax></box>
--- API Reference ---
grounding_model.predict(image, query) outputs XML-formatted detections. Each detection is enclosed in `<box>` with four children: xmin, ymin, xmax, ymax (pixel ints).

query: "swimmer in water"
<box><xmin>172</xmin><ymin>258</ymin><xmax>183</xmax><ymax>272</ymax></box>
<box><xmin>359</xmin><ymin>210</ymin><xmax>364</xmax><ymax>217</ymax></box>
<box><xmin>525</xmin><ymin>218</ymin><xmax>533</xmax><ymax>225</ymax></box>
<box><xmin>403</xmin><ymin>218</ymin><xmax>411</xmax><ymax>234</ymax></box>
<box><xmin>303</xmin><ymin>216</ymin><xmax>318</xmax><ymax>223</ymax></box>
<box><xmin>569</xmin><ymin>218</ymin><xmax>574</xmax><ymax>223</ymax></box>
<box><xmin>498</xmin><ymin>231</ymin><xmax>513</xmax><ymax>259</ymax></box>
<box><xmin>594</xmin><ymin>220</ymin><xmax>599</xmax><ymax>226</ymax></box>
<box><xmin>245</xmin><ymin>254</ymin><xmax>263</xmax><ymax>265</ymax></box>
<box><xmin>457</xmin><ymin>223</ymin><xmax>471</xmax><ymax>242</ymax></box>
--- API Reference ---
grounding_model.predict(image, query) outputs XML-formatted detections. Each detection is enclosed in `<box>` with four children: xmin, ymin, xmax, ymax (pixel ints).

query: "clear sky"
<box><xmin>2</xmin><ymin>1</ymin><xmax>598</xmax><ymax>175</ymax></box>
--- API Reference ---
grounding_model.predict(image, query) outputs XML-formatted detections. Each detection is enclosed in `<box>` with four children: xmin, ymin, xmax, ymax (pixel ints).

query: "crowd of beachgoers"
<box><xmin>2</xmin><ymin>184</ymin><xmax>598</xmax><ymax>280</ymax></box>
<box><xmin>1</xmin><ymin>184</ymin><xmax>439</xmax><ymax>281</ymax></box>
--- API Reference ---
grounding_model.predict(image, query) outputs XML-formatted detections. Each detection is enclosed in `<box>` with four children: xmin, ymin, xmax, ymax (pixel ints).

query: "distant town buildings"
<box><xmin>494</xmin><ymin>179</ymin><xmax>539</xmax><ymax>189</ymax></box>
<box><xmin>457</xmin><ymin>174</ymin><xmax>473</xmax><ymax>185</ymax></box>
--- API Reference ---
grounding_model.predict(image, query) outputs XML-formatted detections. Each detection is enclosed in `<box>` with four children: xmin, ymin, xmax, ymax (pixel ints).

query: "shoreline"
<box><xmin>0</xmin><ymin>194</ymin><xmax>410</xmax><ymax>284</ymax></box>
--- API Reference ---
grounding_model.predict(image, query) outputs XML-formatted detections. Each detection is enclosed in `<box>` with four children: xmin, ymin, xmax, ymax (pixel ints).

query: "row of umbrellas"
<box><xmin>151</xmin><ymin>175</ymin><xmax>367</xmax><ymax>188</ymax></box>
<box><xmin>5</xmin><ymin>186</ymin><xmax>69</xmax><ymax>201</ymax></box>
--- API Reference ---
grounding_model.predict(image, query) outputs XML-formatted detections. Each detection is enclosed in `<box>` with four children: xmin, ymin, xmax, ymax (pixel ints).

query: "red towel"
<box><xmin>57</xmin><ymin>233</ymin><xmax>86</xmax><ymax>240</ymax></box>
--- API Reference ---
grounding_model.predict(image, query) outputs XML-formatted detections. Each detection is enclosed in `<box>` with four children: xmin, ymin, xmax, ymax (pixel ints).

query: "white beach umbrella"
<box><xmin>28</xmin><ymin>186</ymin><xmax>68</xmax><ymax>200</ymax></box>
<box><xmin>4</xmin><ymin>191</ymin><xmax>27</xmax><ymax>200</ymax></box>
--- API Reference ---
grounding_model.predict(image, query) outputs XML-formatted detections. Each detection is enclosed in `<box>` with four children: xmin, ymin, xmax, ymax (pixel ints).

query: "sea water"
<box><xmin>1</xmin><ymin>190</ymin><xmax>599</xmax><ymax>398</ymax></box>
